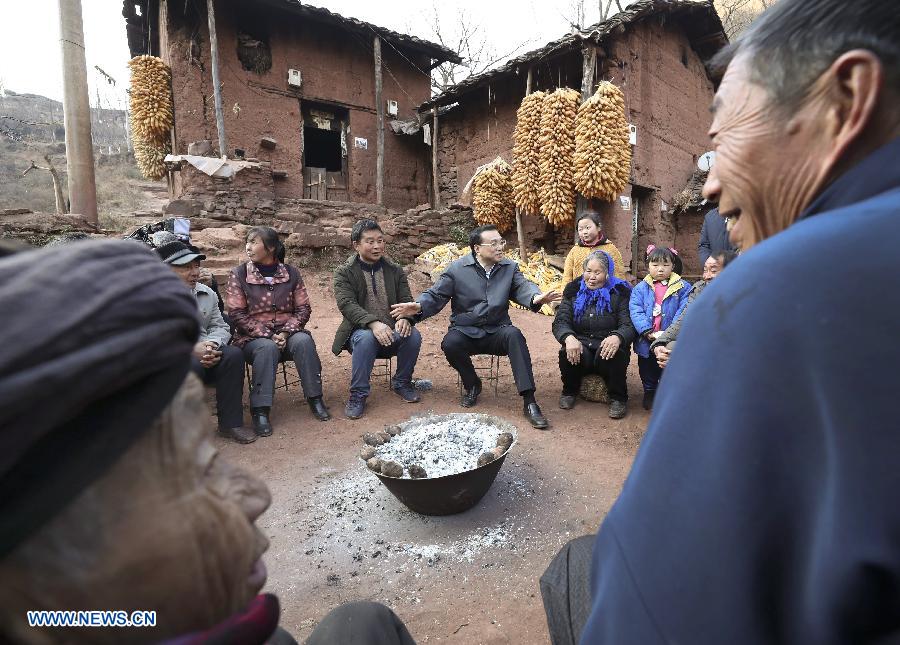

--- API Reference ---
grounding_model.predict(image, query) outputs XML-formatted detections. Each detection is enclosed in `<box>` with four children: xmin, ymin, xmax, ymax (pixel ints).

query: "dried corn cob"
<box><xmin>574</xmin><ymin>81</ymin><xmax>631</xmax><ymax>202</ymax></box>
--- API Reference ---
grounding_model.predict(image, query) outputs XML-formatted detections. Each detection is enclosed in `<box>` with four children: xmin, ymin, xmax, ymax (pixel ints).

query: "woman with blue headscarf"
<box><xmin>552</xmin><ymin>250</ymin><xmax>635</xmax><ymax>419</ymax></box>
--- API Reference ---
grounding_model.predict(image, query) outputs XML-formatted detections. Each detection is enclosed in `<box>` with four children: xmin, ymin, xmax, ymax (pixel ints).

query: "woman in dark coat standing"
<box><xmin>552</xmin><ymin>250</ymin><xmax>635</xmax><ymax>419</ymax></box>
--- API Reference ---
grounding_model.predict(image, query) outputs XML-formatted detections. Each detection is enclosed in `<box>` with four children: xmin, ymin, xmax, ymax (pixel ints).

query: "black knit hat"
<box><xmin>0</xmin><ymin>240</ymin><xmax>199</xmax><ymax>558</ymax></box>
<box><xmin>156</xmin><ymin>240</ymin><xmax>206</xmax><ymax>265</ymax></box>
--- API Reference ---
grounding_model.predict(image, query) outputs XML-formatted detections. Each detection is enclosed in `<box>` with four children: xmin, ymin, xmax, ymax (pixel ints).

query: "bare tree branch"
<box><xmin>428</xmin><ymin>3</ymin><xmax>535</xmax><ymax>94</ymax></box>
<box><xmin>22</xmin><ymin>155</ymin><xmax>67</xmax><ymax>215</ymax></box>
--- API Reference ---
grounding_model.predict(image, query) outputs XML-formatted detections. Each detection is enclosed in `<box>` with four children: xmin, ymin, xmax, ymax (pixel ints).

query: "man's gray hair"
<box><xmin>583</xmin><ymin>250</ymin><xmax>610</xmax><ymax>272</ymax></box>
<box><xmin>711</xmin><ymin>0</ymin><xmax>900</xmax><ymax>112</ymax></box>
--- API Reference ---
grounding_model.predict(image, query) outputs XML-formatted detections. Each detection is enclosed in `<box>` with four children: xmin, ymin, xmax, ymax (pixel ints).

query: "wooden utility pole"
<box><xmin>57</xmin><ymin>0</ymin><xmax>97</xmax><ymax>222</ymax></box>
<box><xmin>374</xmin><ymin>36</ymin><xmax>384</xmax><ymax>205</ymax></box>
<box><xmin>431</xmin><ymin>107</ymin><xmax>440</xmax><ymax>209</ymax></box>
<box><xmin>206</xmin><ymin>0</ymin><xmax>227</xmax><ymax>158</ymax></box>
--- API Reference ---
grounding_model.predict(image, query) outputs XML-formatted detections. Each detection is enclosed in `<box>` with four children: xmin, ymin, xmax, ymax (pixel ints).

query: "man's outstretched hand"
<box><xmin>535</xmin><ymin>290</ymin><xmax>562</xmax><ymax>307</ymax></box>
<box><xmin>391</xmin><ymin>302</ymin><xmax>421</xmax><ymax>319</ymax></box>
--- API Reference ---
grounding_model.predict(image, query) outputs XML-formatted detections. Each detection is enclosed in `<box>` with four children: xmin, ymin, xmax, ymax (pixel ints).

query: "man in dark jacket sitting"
<box><xmin>552</xmin><ymin>250</ymin><xmax>634</xmax><ymax>419</ymax></box>
<box><xmin>333</xmin><ymin>220</ymin><xmax>422</xmax><ymax>420</ymax></box>
<box><xmin>391</xmin><ymin>225</ymin><xmax>561</xmax><ymax>429</ymax></box>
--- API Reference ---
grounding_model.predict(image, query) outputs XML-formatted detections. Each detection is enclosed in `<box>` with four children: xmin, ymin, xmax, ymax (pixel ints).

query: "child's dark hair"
<box><xmin>247</xmin><ymin>226</ymin><xmax>286</xmax><ymax>263</ymax></box>
<box><xmin>646</xmin><ymin>244</ymin><xmax>683</xmax><ymax>275</ymax></box>
<box><xmin>575</xmin><ymin>211</ymin><xmax>601</xmax><ymax>229</ymax></box>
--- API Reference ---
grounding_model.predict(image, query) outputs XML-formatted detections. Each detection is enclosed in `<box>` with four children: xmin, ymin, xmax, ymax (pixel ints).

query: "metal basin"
<box><xmin>372</xmin><ymin>413</ymin><xmax>518</xmax><ymax>516</ymax></box>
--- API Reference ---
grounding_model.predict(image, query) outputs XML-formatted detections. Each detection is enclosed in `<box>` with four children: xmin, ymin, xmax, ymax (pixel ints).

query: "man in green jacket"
<box><xmin>333</xmin><ymin>220</ymin><xmax>422</xmax><ymax>419</ymax></box>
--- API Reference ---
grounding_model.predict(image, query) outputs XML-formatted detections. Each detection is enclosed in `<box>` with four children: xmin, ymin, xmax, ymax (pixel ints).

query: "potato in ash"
<box><xmin>366</xmin><ymin>457</ymin><xmax>384</xmax><ymax>473</ymax></box>
<box><xmin>407</xmin><ymin>464</ymin><xmax>427</xmax><ymax>479</ymax></box>
<box><xmin>496</xmin><ymin>432</ymin><xmax>514</xmax><ymax>452</ymax></box>
<box><xmin>360</xmin><ymin>446</ymin><xmax>377</xmax><ymax>461</ymax></box>
<box><xmin>363</xmin><ymin>432</ymin><xmax>385</xmax><ymax>447</ymax></box>
<box><xmin>477</xmin><ymin>451</ymin><xmax>498</xmax><ymax>468</ymax></box>
<box><xmin>380</xmin><ymin>461</ymin><xmax>404</xmax><ymax>478</ymax></box>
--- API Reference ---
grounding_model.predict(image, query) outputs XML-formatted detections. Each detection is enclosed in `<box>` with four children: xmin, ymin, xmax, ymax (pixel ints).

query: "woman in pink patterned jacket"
<box><xmin>225</xmin><ymin>226</ymin><xmax>331</xmax><ymax>433</ymax></box>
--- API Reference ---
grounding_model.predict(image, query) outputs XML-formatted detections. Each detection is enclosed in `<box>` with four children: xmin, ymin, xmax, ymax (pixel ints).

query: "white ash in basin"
<box><xmin>360</xmin><ymin>413</ymin><xmax>516</xmax><ymax>479</ymax></box>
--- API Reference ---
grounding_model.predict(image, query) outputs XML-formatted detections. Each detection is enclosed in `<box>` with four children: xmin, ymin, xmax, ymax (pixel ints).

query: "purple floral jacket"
<box><xmin>225</xmin><ymin>261</ymin><xmax>311</xmax><ymax>348</ymax></box>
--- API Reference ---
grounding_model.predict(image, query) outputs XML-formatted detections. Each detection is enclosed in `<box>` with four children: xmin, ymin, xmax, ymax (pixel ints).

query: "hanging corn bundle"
<box><xmin>511</xmin><ymin>91</ymin><xmax>545</xmax><ymax>215</ymax></box>
<box><xmin>471</xmin><ymin>156</ymin><xmax>515</xmax><ymax>233</ymax></box>
<box><xmin>538</xmin><ymin>88</ymin><xmax>580</xmax><ymax>228</ymax></box>
<box><xmin>574</xmin><ymin>81</ymin><xmax>631</xmax><ymax>202</ymax></box>
<box><xmin>128</xmin><ymin>55</ymin><xmax>174</xmax><ymax>180</ymax></box>
<box><xmin>133</xmin><ymin>141</ymin><xmax>169</xmax><ymax>183</ymax></box>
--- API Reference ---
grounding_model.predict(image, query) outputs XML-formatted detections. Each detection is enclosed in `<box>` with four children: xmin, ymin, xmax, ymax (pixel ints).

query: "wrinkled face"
<box><xmin>702</xmin><ymin>256</ymin><xmax>722</xmax><ymax>281</ymax></box>
<box><xmin>172</xmin><ymin>259</ymin><xmax>201</xmax><ymax>289</ymax></box>
<box><xmin>354</xmin><ymin>229</ymin><xmax>386</xmax><ymax>264</ymax></box>
<box><xmin>245</xmin><ymin>235</ymin><xmax>274</xmax><ymax>264</ymax></box>
<box><xmin>577</xmin><ymin>218</ymin><xmax>601</xmax><ymax>245</ymax></box>
<box><xmin>703</xmin><ymin>53</ymin><xmax>829</xmax><ymax>250</ymax></box>
<box><xmin>0</xmin><ymin>377</ymin><xmax>272</xmax><ymax>642</ymax></box>
<box><xmin>648</xmin><ymin>258</ymin><xmax>673</xmax><ymax>282</ymax></box>
<box><xmin>475</xmin><ymin>230</ymin><xmax>506</xmax><ymax>264</ymax></box>
<box><xmin>583</xmin><ymin>258</ymin><xmax>608</xmax><ymax>289</ymax></box>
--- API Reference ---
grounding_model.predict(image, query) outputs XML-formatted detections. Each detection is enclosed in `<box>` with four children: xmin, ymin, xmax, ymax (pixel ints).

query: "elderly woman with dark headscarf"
<box><xmin>552</xmin><ymin>250</ymin><xmax>635</xmax><ymax>419</ymax></box>
<box><xmin>0</xmin><ymin>240</ymin><xmax>275</xmax><ymax>641</ymax></box>
<box><xmin>0</xmin><ymin>240</ymin><xmax>413</xmax><ymax>644</ymax></box>
<box><xmin>225</xmin><ymin>226</ymin><xmax>331</xmax><ymax>433</ymax></box>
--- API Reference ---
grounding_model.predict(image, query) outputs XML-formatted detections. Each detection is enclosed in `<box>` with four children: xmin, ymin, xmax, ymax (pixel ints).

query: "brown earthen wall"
<box><xmin>163</xmin><ymin>0</ymin><xmax>431</xmax><ymax>209</ymax></box>
<box><xmin>435</xmin><ymin>20</ymin><xmax>716</xmax><ymax>275</ymax></box>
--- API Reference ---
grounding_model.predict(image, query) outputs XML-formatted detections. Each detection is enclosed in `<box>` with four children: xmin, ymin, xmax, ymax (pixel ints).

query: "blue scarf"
<box><xmin>573</xmin><ymin>251</ymin><xmax>630</xmax><ymax>321</ymax></box>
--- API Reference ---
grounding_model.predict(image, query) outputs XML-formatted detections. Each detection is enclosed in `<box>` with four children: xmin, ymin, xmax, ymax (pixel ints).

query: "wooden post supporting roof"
<box><xmin>575</xmin><ymin>44</ymin><xmax>600</xmax><ymax>231</ymax></box>
<box><xmin>207</xmin><ymin>0</ymin><xmax>227</xmax><ymax>158</ymax></box>
<box><xmin>374</xmin><ymin>36</ymin><xmax>384</xmax><ymax>206</ymax></box>
<box><xmin>516</xmin><ymin>66</ymin><xmax>534</xmax><ymax>264</ymax></box>
<box><xmin>431</xmin><ymin>107</ymin><xmax>440</xmax><ymax>209</ymax></box>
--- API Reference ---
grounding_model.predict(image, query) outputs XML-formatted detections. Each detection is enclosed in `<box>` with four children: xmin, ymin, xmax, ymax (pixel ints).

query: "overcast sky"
<box><xmin>0</xmin><ymin>0</ymin><xmax>637</xmax><ymax>108</ymax></box>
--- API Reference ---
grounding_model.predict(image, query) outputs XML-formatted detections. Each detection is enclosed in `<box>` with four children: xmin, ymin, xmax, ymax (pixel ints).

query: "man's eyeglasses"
<box><xmin>479</xmin><ymin>239</ymin><xmax>507</xmax><ymax>249</ymax></box>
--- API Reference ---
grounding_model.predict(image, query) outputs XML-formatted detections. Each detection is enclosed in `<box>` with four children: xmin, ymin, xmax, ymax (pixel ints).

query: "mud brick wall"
<box><xmin>161</xmin><ymin>0</ymin><xmax>432</xmax><ymax>208</ymax></box>
<box><xmin>173</xmin><ymin>164</ymin><xmax>276</xmax><ymax>223</ymax></box>
<box><xmin>435</xmin><ymin>20</ymin><xmax>716</xmax><ymax>275</ymax></box>
<box><xmin>271</xmin><ymin>201</ymin><xmax>475</xmax><ymax>264</ymax></box>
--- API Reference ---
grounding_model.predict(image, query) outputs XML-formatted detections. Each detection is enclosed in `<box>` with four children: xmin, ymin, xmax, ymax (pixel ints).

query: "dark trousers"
<box><xmin>440</xmin><ymin>326</ymin><xmax>536</xmax><ymax>394</ymax></box>
<box><xmin>306</xmin><ymin>601</ymin><xmax>416</xmax><ymax>645</ymax></box>
<box><xmin>242</xmin><ymin>331</ymin><xmax>323</xmax><ymax>407</ymax></box>
<box><xmin>558</xmin><ymin>344</ymin><xmax>629</xmax><ymax>402</ymax></box>
<box><xmin>540</xmin><ymin>535</ymin><xmax>596</xmax><ymax>645</ymax></box>
<box><xmin>190</xmin><ymin>344</ymin><xmax>245</xmax><ymax>429</ymax></box>
<box><xmin>638</xmin><ymin>354</ymin><xmax>663</xmax><ymax>392</ymax></box>
<box><xmin>349</xmin><ymin>328</ymin><xmax>422</xmax><ymax>396</ymax></box>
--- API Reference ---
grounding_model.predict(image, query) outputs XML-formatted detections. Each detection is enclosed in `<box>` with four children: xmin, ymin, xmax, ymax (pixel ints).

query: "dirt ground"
<box><xmin>218</xmin><ymin>268</ymin><xmax>650</xmax><ymax>644</ymax></box>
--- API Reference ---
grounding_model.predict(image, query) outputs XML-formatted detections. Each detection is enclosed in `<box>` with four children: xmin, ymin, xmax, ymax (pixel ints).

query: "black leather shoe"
<box><xmin>251</xmin><ymin>408</ymin><xmax>273</xmax><ymax>437</ymax></box>
<box><xmin>218</xmin><ymin>426</ymin><xmax>258</xmax><ymax>444</ymax></box>
<box><xmin>461</xmin><ymin>381</ymin><xmax>482</xmax><ymax>408</ymax></box>
<box><xmin>559</xmin><ymin>394</ymin><xmax>576</xmax><ymax>410</ymax></box>
<box><xmin>308</xmin><ymin>397</ymin><xmax>331</xmax><ymax>421</ymax></box>
<box><xmin>523</xmin><ymin>402</ymin><xmax>550</xmax><ymax>429</ymax></box>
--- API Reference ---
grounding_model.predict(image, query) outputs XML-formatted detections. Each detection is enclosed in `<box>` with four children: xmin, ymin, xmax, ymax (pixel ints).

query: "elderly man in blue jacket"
<box><xmin>557</xmin><ymin>0</ymin><xmax>900</xmax><ymax>643</ymax></box>
<box><xmin>392</xmin><ymin>225</ymin><xmax>561</xmax><ymax>429</ymax></box>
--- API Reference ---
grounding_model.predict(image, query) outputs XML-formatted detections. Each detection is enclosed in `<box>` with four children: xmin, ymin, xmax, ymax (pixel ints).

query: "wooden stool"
<box><xmin>457</xmin><ymin>354</ymin><xmax>503</xmax><ymax>396</ymax></box>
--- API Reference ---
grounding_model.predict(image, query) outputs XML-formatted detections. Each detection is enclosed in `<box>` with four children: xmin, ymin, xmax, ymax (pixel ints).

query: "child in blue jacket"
<box><xmin>629</xmin><ymin>245</ymin><xmax>690</xmax><ymax>410</ymax></box>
